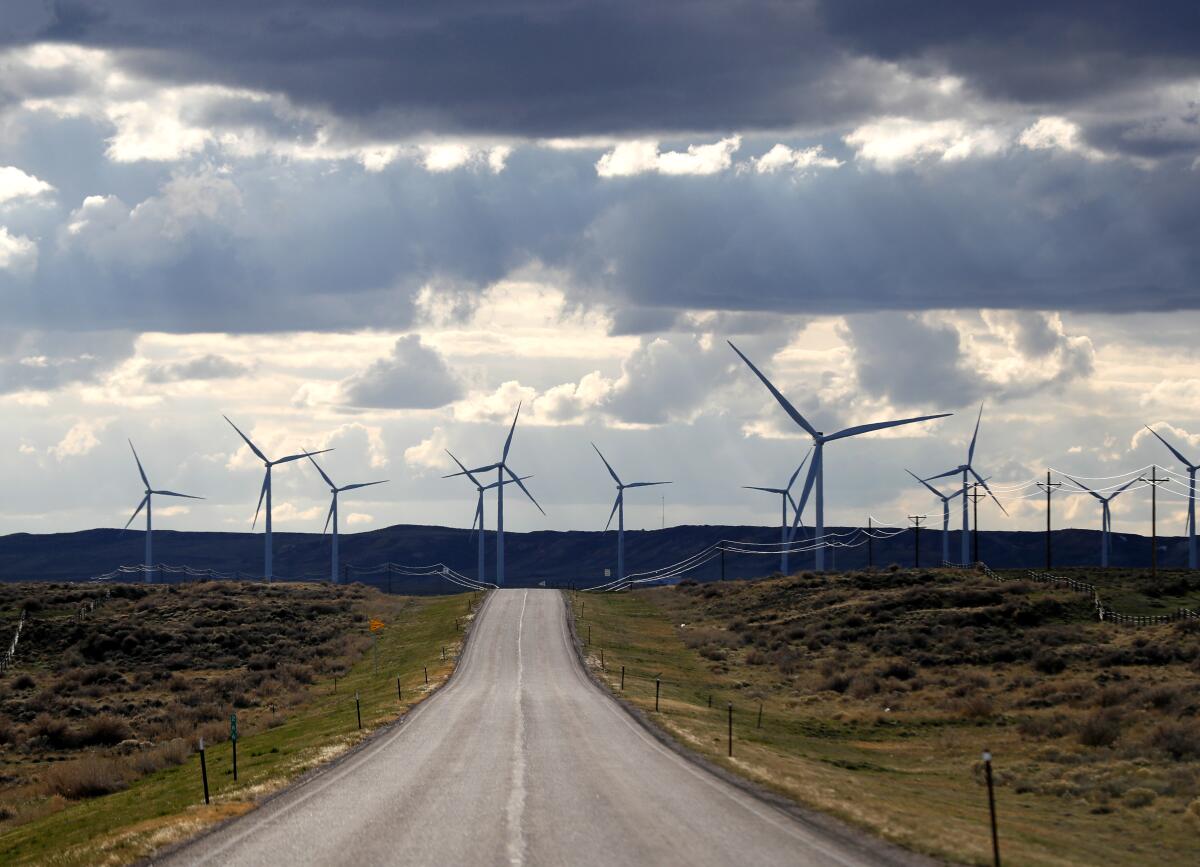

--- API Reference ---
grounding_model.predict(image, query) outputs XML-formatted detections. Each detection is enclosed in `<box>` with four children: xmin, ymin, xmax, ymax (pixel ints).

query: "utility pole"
<box><xmin>661</xmin><ymin>495</ymin><xmax>665</xmax><ymax>530</ymax></box>
<box><xmin>720</xmin><ymin>544</ymin><xmax>726</xmax><ymax>582</ymax></box>
<box><xmin>1036</xmin><ymin>471</ymin><xmax>1061</xmax><ymax>570</ymax></box>
<box><xmin>1138</xmin><ymin>465</ymin><xmax>1167</xmax><ymax>577</ymax></box>
<box><xmin>969</xmin><ymin>484</ymin><xmax>986</xmax><ymax>563</ymax></box>
<box><xmin>909</xmin><ymin>515</ymin><xmax>926</xmax><ymax>568</ymax></box>
<box><xmin>867</xmin><ymin>517</ymin><xmax>873</xmax><ymax>569</ymax></box>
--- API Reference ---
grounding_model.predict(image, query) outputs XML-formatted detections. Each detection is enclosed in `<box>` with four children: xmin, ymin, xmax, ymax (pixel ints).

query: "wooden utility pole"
<box><xmin>909</xmin><ymin>515</ymin><xmax>926</xmax><ymax>568</ymax></box>
<box><xmin>968</xmin><ymin>484</ymin><xmax>986</xmax><ymax>563</ymax></box>
<box><xmin>867</xmin><ymin>517</ymin><xmax>873</xmax><ymax>569</ymax></box>
<box><xmin>1037</xmin><ymin>471</ymin><xmax>1062</xmax><ymax>570</ymax></box>
<box><xmin>1138</xmin><ymin>465</ymin><xmax>1167</xmax><ymax>577</ymax></box>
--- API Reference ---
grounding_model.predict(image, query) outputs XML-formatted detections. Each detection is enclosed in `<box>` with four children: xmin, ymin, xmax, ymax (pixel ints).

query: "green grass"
<box><xmin>571</xmin><ymin>575</ymin><xmax>1200</xmax><ymax>867</ymax></box>
<box><xmin>0</xmin><ymin>590</ymin><xmax>475</xmax><ymax>865</ymax></box>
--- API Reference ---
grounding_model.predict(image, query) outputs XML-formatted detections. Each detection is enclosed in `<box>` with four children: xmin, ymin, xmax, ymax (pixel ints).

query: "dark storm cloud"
<box><xmin>339</xmin><ymin>335</ymin><xmax>462</xmax><ymax>409</ymax></box>
<box><xmin>0</xmin><ymin>329</ymin><xmax>135</xmax><ymax>393</ymax></box>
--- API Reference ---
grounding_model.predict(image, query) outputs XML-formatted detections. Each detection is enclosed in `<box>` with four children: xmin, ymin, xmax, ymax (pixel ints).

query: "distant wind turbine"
<box><xmin>743</xmin><ymin>450</ymin><xmax>811</xmax><ymax>575</ymax></box>
<box><xmin>729</xmin><ymin>341</ymin><xmax>951</xmax><ymax>572</ymax></box>
<box><xmin>1065</xmin><ymin>475</ymin><xmax>1137</xmax><ymax>568</ymax></box>
<box><xmin>123</xmin><ymin>440</ymin><xmax>202</xmax><ymax>583</ymax></box>
<box><xmin>1144</xmin><ymin>425</ymin><xmax>1199</xmax><ymax>569</ymax></box>
<box><xmin>922</xmin><ymin>404</ymin><xmax>1006</xmax><ymax>564</ymax></box>
<box><xmin>307</xmin><ymin>453</ymin><xmax>387</xmax><ymax>584</ymax></box>
<box><xmin>906</xmin><ymin>469</ymin><xmax>965</xmax><ymax>565</ymax></box>
<box><xmin>444</xmin><ymin>404</ymin><xmax>543</xmax><ymax>585</ymax></box>
<box><xmin>592</xmin><ymin>443</ymin><xmax>671</xmax><ymax>588</ymax></box>
<box><xmin>224</xmin><ymin>416</ymin><xmax>331</xmax><ymax>581</ymax></box>
<box><xmin>444</xmin><ymin>449</ymin><xmax>531</xmax><ymax>585</ymax></box>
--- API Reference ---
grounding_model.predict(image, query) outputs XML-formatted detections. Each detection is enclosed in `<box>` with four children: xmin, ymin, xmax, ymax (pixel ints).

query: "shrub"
<box><xmin>1124</xmin><ymin>787</ymin><xmax>1157</xmax><ymax>808</ymax></box>
<box><xmin>959</xmin><ymin>695</ymin><xmax>995</xmax><ymax>720</ymax></box>
<box><xmin>44</xmin><ymin>757</ymin><xmax>127</xmax><ymax>799</ymax></box>
<box><xmin>1150</xmin><ymin>720</ymin><xmax>1200</xmax><ymax>761</ymax></box>
<box><xmin>880</xmin><ymin>661</ymin><xmax>915</xmax><ymax>681</ymax></box>
<box><xmin>819</xmin><ymin>672</ymin><xmax>851</xmax><ymax>693</ymax></box>
<box><xmin>79</xmin><ymin>713</ymin><xmax>132</xmax><ymax>747</ymax></box>
<box><xmin>12</xmin><ymin>674</ymin><xmax>35</xmax><ymax>690</ymax></box>
<box><xmin>1078</xmin><ymin>711</ymin><xmax>1122</xmax><ymax>748</ymax></box>
<box><xmin>28</xmin><ymin>713</ymin><xmax>75</xmax><ymax>749</ymax></box>
<box><xmin>848</xmin><ymin>675</ymin><xmax>880</xmax><ymax>699</ymax></box>
<box><xmin>1033</xmin><ymin>651</ymin><xmax>1067</xmax><ymax>674</ymax></box>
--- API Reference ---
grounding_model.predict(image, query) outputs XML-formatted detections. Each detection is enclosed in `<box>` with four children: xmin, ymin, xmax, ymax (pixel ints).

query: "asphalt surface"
<box><xmin>159</xmin><ymin>589</ymin><xmax>908</xmax><ymax>867</ymax></box>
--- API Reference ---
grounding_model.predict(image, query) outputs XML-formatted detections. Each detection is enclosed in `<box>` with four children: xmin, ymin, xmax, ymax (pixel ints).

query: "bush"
<box><xmin>28</xmin><ymin>713</ymin><xmax>75</xmax><ymax>749</ymax></box>
<box><xmin>880</xmin><ymin>661</ymin><xmax>915</xmax><ymax>681</ymax></box>
<box><xmin>1150</xmin><ymin>720</ymin><xmax>1200</xmax><ymax>760</ymax></box>
<box><xmin>1033</xmin><ymin>651</ymin><xmax>1067</xmax><ymax>674</ymax></box>
<box><xmin>1078</xmin><ymin>711</ymin><xmax>1122</xmax><ymax>748</ymax></box>
<box><xmin>79</xmin><ymin>713</ymin><xmax>132</xmax><ymax>747</ymax></box>
<box><xmin>44</xmin><ymin>757</ymin><xmax>127</xmax><ymax>799</ymax></box>
<box><xmin>959</xmin><ymin>694</ymin><xmax>995</xmax><ymax>720</ymax></box>
<box><xmin>1124</xmin><ymin>787</ymin><xmax>1157</xmax><ymax>808</ymax></box>
<box><xmin>12</xmin><ymin>673</ymin><xmax>35</xmax><ymax>690</ymax></box>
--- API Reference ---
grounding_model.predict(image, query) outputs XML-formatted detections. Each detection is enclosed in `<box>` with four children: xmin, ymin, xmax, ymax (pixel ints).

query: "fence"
<box><xmin>82</xmin><ymin>562</ymin><xmax>494</xmax><ymax>593</ymax></box>
<box><xmin>944</xmin><ymin>560</ymin><xmax>1200</xmax><ymax>627</ymax></box>
<box><xmin>0</xmin><ymin>609</ymin><xmax>25</xmax><ymax>674</ymax></box>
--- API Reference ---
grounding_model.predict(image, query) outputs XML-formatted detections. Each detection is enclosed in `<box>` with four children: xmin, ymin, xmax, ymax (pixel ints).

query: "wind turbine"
<box><xmin>123</xmin><ymin>441</ymin><xmax>202</xmax><ymax>583</ymax></box>
<box><xmin>743</xmin><ymin>450</ymin><xmax>811</xmax><ymax>575</ymax></box>
<box><xmin>729</xmin><ymin>341</ymin><xmax>951</xmax><ymax>572</ymax></box>
<box><xmin>592</xmin><ymin>443</ymin><xmax>671</xmax><ymax>589</ymax></box>
<box><xmin>906</xmin><ymin>469</ymin><xmax>965</xmax><ymax>565</ymax></box>
<box><xmin>1144</xmin><ymin>425</ymin><xmax>1199</xmax><ymax>569</ymax></box>
<box><xmin>306</xmin><ymin>454</ymin><xmax>387</xmax><ymax>584</ymax></box>
<box><xmin>1065</xmin><ymin>475</ymin><xmax>1137</xmax><ymax>568</ymax></box>
<box><xmin>922</xmin><ymin>404</ymin><xmax>1006</xmax><ymax>564</ymax></box>
<box><xmin>444</xmin><ymin>404</ymin><xmax>543</xmax><ymax>585</ymax></box>
<box><xmin>444</xmin><ymin>450</ymin><xmax>531</xmax><ymax>585</ymax></box>
<box><xmin>224</xmin><ymin>416</ymin><xmax>331</xmax><ymax>581</ymax></box>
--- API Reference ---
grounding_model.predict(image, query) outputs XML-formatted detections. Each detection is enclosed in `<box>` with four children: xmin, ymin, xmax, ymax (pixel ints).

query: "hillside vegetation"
<box><xmin>0</xmin><ymin>580</ymin><xmax>472</xmax><ymax>865</ymax></box>
<box><xmin>574</xmin><ymin>567</ymin><xmax>1200</xmax><ymax>865</ymax></box>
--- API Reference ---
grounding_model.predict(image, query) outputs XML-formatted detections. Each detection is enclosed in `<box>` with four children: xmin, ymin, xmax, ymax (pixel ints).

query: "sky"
<box><xmin>1</xmin><ymin>1</ymin><xmax>1199</xmax><ymax>540</ymax></box>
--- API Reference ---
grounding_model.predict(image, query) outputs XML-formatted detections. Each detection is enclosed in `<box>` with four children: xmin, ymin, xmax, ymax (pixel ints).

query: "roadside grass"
<box><xmin>0</xmin><ymin>584</ymin><xmax>478</xmax><ymax>865</ymax></box>
<box><xmin>571</xmin><ymin>571</ymin><xmax>1200</xmax><ymax>867</ymax></box>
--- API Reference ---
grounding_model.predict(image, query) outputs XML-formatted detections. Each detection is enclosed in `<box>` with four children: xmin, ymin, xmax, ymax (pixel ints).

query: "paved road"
<box><xmin>161</xmin><ymin>590</ymin><xmax>909</xmax><ymax>867</ymax></box>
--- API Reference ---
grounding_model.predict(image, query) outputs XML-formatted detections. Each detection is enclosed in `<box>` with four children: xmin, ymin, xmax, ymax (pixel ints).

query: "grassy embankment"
<box><xmin>571</xmin><ymin>568</ymin><xmax>1200</xmax><ymax>866</ymax></box>
<box><xmin>0</xmin><ymin>581</ymin><xmax>477</xmax><ymax>865</ymax></box>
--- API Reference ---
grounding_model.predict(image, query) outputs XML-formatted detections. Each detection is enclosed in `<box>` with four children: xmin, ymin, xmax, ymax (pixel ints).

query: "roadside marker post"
<box><xmin>655</xmin><ymin>678</ymin><xmax>661</xmax><ymax>712</ymax></box>
<box><xmin>600</xmin><ymin>648</ymin><xmax>605</xmax><ymax>669</ymax></box>
<box><xmin>707</xmin><ymin>694</ymin><xmax>712</xmax><ymax>708</ymax></box>
<box><xmin>230</xmin><ymin>713</ymin><xmax>239</xmax><ymax>781</ymax></box>
<box><xmin>727</xmin><ymin>704</ymin><xmax>733</xmax><ymax>757</ymax></box>
<box><xmin>355</xmin><ymin>692</ymin><xmax>362</xmax><ymax>730</ymax></box>
<box><xmin>442</xmin><ymin>645</ymin><xmax>446</xmax><ymax>661</ymax></box>
<box><xmin>199</xmin><ymin>737</ymin><xmax>210</xmax><ymax>804</ymax></box>
<box><xmin>983</xmin><ymin>750</ymin><xmax>1000</xmax><ymax>866</ymax></box>
<box><xmin>757</xmin><ymin>702</ymin><xmax>763</xmax><ymax>729</ymax></box>
<box><xmin>424</xmin><ymin>666</ymin><xmax>429</xmax><ymax>685</ymax></box>
<box><xmin>397</xmin><ymin>677</ymin><xmax>402</xmax><ymax>702</ymax></box>
<box><xmin>587</xmin><ymin>625</ymin><xmax>591</xmax><ymax>645</ymax></box>
<box><xmin>620</xmin><ymin>665</ymin><xmax>625</xmax><ymax>690</ymax></box>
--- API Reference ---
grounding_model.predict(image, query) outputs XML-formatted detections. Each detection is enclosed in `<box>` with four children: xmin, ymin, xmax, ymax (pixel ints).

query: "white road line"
<box><xmin>505</xmin><ymin>591</ymin><xmax>529</xmax><ymax>867</ymax></box>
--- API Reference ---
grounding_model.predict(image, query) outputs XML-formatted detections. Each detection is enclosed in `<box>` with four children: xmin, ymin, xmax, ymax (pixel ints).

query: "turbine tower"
<box><xmin>743</xmin><ymin>451</ymin><xmax>811</xmax><ymax>575</ymax></box>
<box><xmin>729</xmin><ymin>341</ymin><xmax>951</xmax><ymax>572</ymax></box>
<box><xmin>922</xmin><ymin>404</ymin><xmax>1006</xmax><ymax>563</ymax></box>
<box><xmin>445</xmin><ymin>450</ymin><xmax>530</xmax><ymax>584</ymax></box>
<box><xmin>1144</xmin><ymin>425</ymin><xmax>1199</xmax><ymax>569</ymax></box>
<box><xmin>1065</xmin><ymin>475</ymin><xmax>1137</xmax><ymax>568</ymax></box>
<box><xmin>592</xmin><ymin>443</ymin><xmax>671</xmax><ymax>589</ymax></box>
<box><xmin>307</xmin><ymin>454</ymin><xmax>387</xmax><ymax>584</ymax></box>
<box><xmin>444</xmin><ymin>404</ymin><xmax>543</xmax><ymax>585</ymax></box>
<box><xmin>906</xmin><ymin>469</ymin><xmax>964</xmax><ymax>565</ymax></box>
<box><xmin>123</xmin><ymin>441</ymin><xmax>202</xmax><ymax>583</ymax></box>
<box><xmin>224</xmin><ymin>416</ymin><xmax>330</xmax><ymax>581</ymax></box>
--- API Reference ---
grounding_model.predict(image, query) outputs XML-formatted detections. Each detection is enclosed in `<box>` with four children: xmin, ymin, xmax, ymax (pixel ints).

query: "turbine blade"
<box><xmin>826</xmin><ymin>412</ymin><xmax>952</xmax><ymax>442</ymax></box>
<box><xmin>445</xmin><ymin>450</ymin><xmax>483</xmax><ymax>487</ymax></box>
<box><xmin>591</xmin><ymin>443</ymin><xmax>622</xmax><ymax>486</ymax></box>
<box><xmin>786</xmin><ymin>448</ymin><xmax>812</xmax><ymax>492</ymax></box>
<box><xmin>151</xmin><ymin>490</ymin><xmax>204</xmax><ymax>499</ymax></box>
<box><xmin>323</xmin><ymin>497</ymin><xmax>335</xmax><ymax>535</ymax></box>
<box><xmin>789</xmin><ymin>452</ymin><xmax>820</xmax><ymax>533</ymax></box>
<box><xmin>224</xmin><ymin>416</ymin><xmax>268</xmax><ymax>463</ymax></box>
<box><xmin>129</xmin><ymin>440</ymin><xmax>150</xmax><ymax>488</ymax></box>
<box><xmin>252</xmin><ymin>471</ymin><xmax>269</xmax><ymax>529</ymax></box>
<box><xmin>505</xmin><ymin>465</ymin><xmax>545</xmax><ymax>515</ymax></box>
<box><xmin>306</xmin><ymin>451</ymin><xmax>336</xmax><ymax>488</ymax></box>
<box><xmin>605</xmin><ymin>492</ymin><xmax>621</xmax><ymax>531</ymax></box>
<box><xmin>1144</xmin><ymin>424</ymin><xmax>1193</xmax><ymax>469</ymax></box>
<box><xmin>743</xmin><ymin>486</ymin><xmax>784</xmax><ymax>494</ymax></box>
<box><xmin>970</xmin><ymin>467</ymin><xmax>1008</xmax><ymax>516</ymax></box>
<box><xmin>1064</xmin><ymin>475</ymin><xmax>1103</xmax><ymax>501</ymax></box>
<box><xmin>470</xmin><ymin>495</ymin><xmax>482</xmax><ymax>541</ymax></box>
<box><xmin>1108</xmin><ymin>477</ymin><xmax>1140</xmax><ymax>500</ymax></box>
<box><xmin>274</xmin><ymin>448</ymin><xmax>332</xmax><ymax>465</ymax></box>
<box><xmin>340</xmin><ymin>480</ymin><xmax>388</xmax><ymax>492</ymax></box>
<box><xmin>502</xmin><ymin>403</ymin><xmax>521</xmax><ymax>461</ymax></box>
<box><xmin>728</xmin><ymin>341</ymin><xmax>819</xmax><ymax>438</ymax></box>
<box><xmin>906</xmin><ymin>468</ymin><xmax>945</xmax><ymax>499</ymax></box>
<box><xmin>123</xmin><ymin>495</ymin><xmax>149</xmax><ymax>531</ymax></box>
<box><xmin>923</xmin><ymin>466</ymin><xmax>963</xmax><ymax>482</ymax></box>
<box><xmin>625</xmin><ymin>481</ymin><xmax>670</xmax><ymax>488</ymax></box>
<box><xmin>967</xmin><ymin>402</ymin><xmax>984</xmax><ymax>465</ymax></box>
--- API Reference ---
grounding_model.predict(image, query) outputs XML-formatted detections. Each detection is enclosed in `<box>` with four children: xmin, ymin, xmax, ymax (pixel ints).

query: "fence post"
<box><xmin>708</xmin><ymin>694</ymin><xmax>712</xmax><ymax>708</ymax></box>
<box><xmin>424</xmin><ymin>666</ymin><xmax>429</xmax><ymax>685</ymax></box>
<box><xmin>757</xmin><ymin>701</ymin><xmax>763</xmax><ymax>729</ymax></box>
<box><xmin>983</xmin><ymin>750</ymin><xmax>1000</xmax><ymax>867</ymax></box>
<box><xmin>727</xmin><ymin>703</ymin><xmax>733</xmax><ymax>757</ymax></box>
<box><xmin>587</xmin><ymin>624</ymin><xmax>591</xmax><ymax>645</ymax></box>
<box><xmin>355</xmin><ymin>692</ymin><xmax>362</xmax><ymax>730</ymax></box>
<box><xmin>620</xmin><ymin>665</ymin><xmax>625</xmax><ymax>690</ymax></box>
<box><xmin>655</xmin><ymin>678</ymin><xmax>661</xmax><ymax>712</ymax></box>
<box><xmin>397</xmin><ymin>677</ymin><xmax>402</xmax><ymax>701</ymax></box>
<box><xmin>199</xmin><ymin>737</ymin><xmax>210</xmax><ymax>805</ymax></box>
<box><xmin>600</xmin><ymin>648</ymin><xmax>605</xmax><ymax>669</ymax></box>
<box><xmin>442</xmin><ymin>645</ymin><xmax>446</xmax><ymax>661</ymax></box>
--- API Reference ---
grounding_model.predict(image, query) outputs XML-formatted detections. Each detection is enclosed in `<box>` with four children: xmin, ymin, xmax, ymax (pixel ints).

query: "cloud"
<box><xmin>143</xmin><ymin>353</ymin><xmax>249</xmax><ymax>383</ymax></box>
<box><xmin>403</xmin><ymin>426</ymin><xmax>450</xmax><ymax>472</ymax></box>
<box><xmin>1019</xmin><ymin>116</ymin><xmax>1109</xmax><ymax>162</ymax></box>
<box><xmin>49</xmin><ymin>418</ymin><xmax>109</xmax><ymax>461</ymax></box>
<box><xmin>596</xmin><ymin>136</ymin><xmax>741</xmax><ymax>178</ymax></box>
<box><xmin>340</xmin><ymin>335</ymin><xmax>462</xmax><ymax>409</ymax></box>
<box><xmin>844</xmin><ymin>117</ymin><xmax>1007</xmax><ymax>170</ymax></box>
<box><xmin>0</xmin><ymin>329</ymin><xmax>135</xmax><ymax>393</ymax></box>
<box><xmin>0</xmin><ymin>166</ymin><xmax>54</xmax><ymax>204</ymax></box>
<box><xmin>0</xmin><ymin>226</ymin><xmax>36</xmax><ymax>272</ymax></box>
<box><xmin>750</xmin><ymin>144</ymin><xmax>843</xmax><ymax>174</ymax></box>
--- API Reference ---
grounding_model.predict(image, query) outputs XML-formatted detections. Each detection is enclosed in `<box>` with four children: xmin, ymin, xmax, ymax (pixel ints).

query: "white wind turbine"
<box><xmin>1144</xmin><ymin>425</ymin><xmax>1199</xmax><ymax>569</ymax></box>
<box><xmin>729</xmin><ymin>341</ymin><xmax>951</xmax><ymax>572</ymax></box>
<box><xmin>922</xmin><ymin>404</ymin><xmax>1006</xmax><ymax>563</ymax></box>
<box><xmin>307</xmin><ymin>454</ymin><xmax>387</xmax><ymax>584</ymax></box>
<box><xmin>444</xmin><ymin>404</ymin><xmax>543</xmax><ymax>586</ymax></box>
<box><xmin>445</xmin><ymin>450</ymin><xmax>531</xmax><ymax>585</ymax></box>
<box><xmin>906</xmin><ymin>469</ymin><xmax>965</xmax><ymax>565</ymax></box>
<box><xmin>1065</xmin><ymin>475</ymin><xmax>1138</xmax><ymax>568</ymax></box>
<box><xmin>743</xmin><ymin>450</ymin><xmax>811</xmax><ymax>575</ymax></box>
<box><xmin>592</xmin><ymin>443</ymin><xmax>671</xmax><ymax>589</ymax></box>
<box><xmin>224</xmin><ymin>416</ymin><xmax>331</xmax><ymax>581</ymax></box>
<box><xmin>123</xmin><ymin>440</ymin><xmax>202</xmax><ymax>583</ymax></box>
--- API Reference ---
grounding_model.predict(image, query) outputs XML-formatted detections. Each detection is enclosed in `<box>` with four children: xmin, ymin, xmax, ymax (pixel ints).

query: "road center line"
<box><xmin>505</xmin><ymin>591</ymin><xmax>529</xmax><ymax>867</ymax></box>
